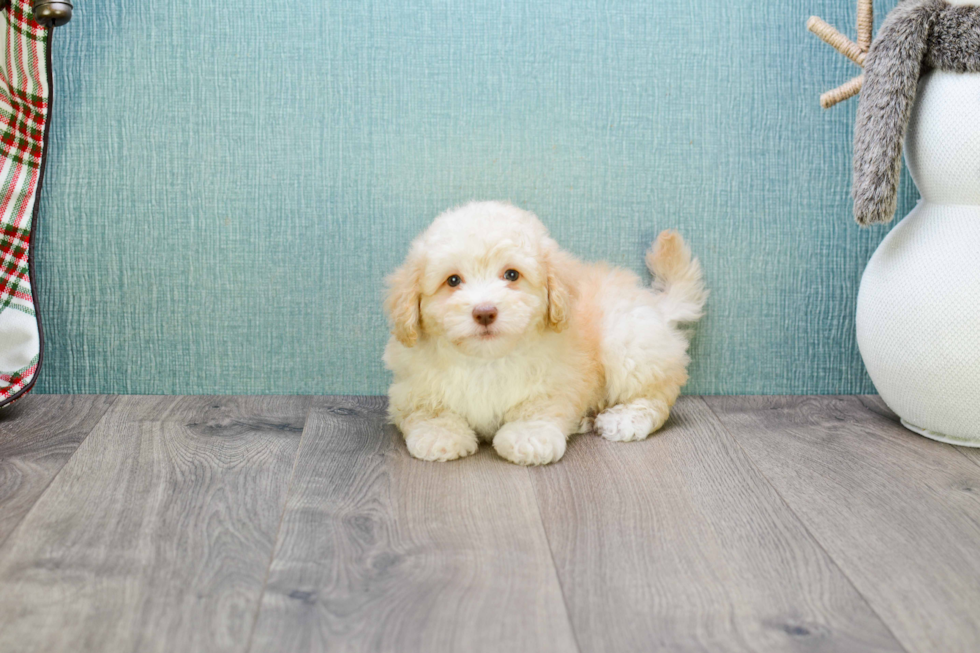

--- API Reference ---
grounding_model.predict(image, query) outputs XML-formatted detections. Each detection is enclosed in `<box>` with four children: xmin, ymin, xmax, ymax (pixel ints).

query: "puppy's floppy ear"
<box><xmin>384</xmin><ymin>249</ymin><xmax>424</xmax><ymax>347</ymax></box>
<box><xmin>544</xmin><ymin>240</ymin><xmax>573</xmax><ymax>332</ymax></box>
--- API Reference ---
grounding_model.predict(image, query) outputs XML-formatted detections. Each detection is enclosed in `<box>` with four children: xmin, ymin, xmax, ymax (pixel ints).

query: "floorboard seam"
<box><xmin>698</xmin><ymin>396</ymin><xmax>913</xmax><ymax>653</ymax></box>
<box><xmin>0</xmin><ymin>394</ymin><xmax>120</xmax><ymax>553</ymax></box>
<box><xmin>953</xmin><ymin>447</ymin><xmax>980</xmax><ymax>471</ymax></box>
<box><xmin>852</xmin><ymin>396</ymin><xmax>980</xmax><ymax>473</ymax></box>
<box><xmin>526</xmin><ymin>465</ymin><xmax>584</xmax><ymax>653</ymax></box>
<box><xmin>242</xmin><ymin>396</ymin><xmax>315</xmax><ymax>653</ymax></box>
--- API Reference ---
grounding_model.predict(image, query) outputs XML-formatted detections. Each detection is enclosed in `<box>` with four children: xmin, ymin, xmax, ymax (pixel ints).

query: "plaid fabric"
<box><xmin>0</xmin><ymin>1</ymin><xmax>49</xmax><ymax>406</ymax></box>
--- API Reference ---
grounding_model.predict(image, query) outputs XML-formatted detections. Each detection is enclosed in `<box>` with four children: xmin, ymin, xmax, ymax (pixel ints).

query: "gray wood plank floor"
<box><xmin>0</xmin><ymin>395</ymin><xmax>310</xmax><ymax>653</ymax></box>
<box><xmin>705</xmin><ymin>395</ymin><xmax>980</xmax><ymax>653</ymax></box>
<box><xmin>249</xmin><ymin>396</ymin><xmax>577</xmax><ymax>653</ymax></box>
<box><xmin>531</xmin><ymin>398</ymin><xmax>902</xmax><ymax>653</ymax></box>
<box><xmin>0</xmin><ymin>394</ymin><xmax>116</xmax><ymax>546</ymax></box>
<box><xmin>0</xmin><ymin>394</ymin><xmax>978</xmax><ymax>653</ymax></box>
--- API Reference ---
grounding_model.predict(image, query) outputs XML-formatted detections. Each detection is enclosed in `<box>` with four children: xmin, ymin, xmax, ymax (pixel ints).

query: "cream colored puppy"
<box><xmin>384</xmin><ymin>201</ymin><xmax>706</xmax><ymax>465</ymax></box>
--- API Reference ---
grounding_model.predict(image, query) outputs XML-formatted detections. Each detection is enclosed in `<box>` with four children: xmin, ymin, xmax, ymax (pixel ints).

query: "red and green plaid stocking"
<box><xmin>0</xmin><ymin>1</ymin><xmax>50</xmax><ymax>407</ymax></box>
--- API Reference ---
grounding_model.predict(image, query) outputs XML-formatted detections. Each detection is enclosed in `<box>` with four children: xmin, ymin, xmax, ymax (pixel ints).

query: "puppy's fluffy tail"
<box><xmin>646</xmin><ymin>230</ymin><xmax>707</xmax><ymax>325</ymax></box>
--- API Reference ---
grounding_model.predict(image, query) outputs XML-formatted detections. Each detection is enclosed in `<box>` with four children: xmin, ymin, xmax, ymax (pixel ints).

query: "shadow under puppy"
<box><xmin>384</xmin><ymin>201</ymin><xmax>706</xmax><ymax>465</ymax></box>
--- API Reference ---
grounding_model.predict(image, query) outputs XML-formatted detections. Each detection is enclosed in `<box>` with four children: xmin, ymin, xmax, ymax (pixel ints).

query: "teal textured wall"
<box><xmin>33</xmin><ymin>0</ymin><xmax>916</xmax><ymax>395</ymax></box>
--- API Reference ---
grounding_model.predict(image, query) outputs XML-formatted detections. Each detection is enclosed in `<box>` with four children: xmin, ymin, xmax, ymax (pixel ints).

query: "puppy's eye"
<box><xmin>447</xmin><ymin>274</ymin><xmax>462</xmax><ymax>287</ymax></box>
<box><xmin>504</xmin><ymin>269</ymin><xmax>520</xmax><ymax>282</ymax></box>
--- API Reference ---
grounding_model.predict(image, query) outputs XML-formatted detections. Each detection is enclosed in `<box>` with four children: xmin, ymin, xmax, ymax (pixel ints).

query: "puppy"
<box><xmin>383</xmin><ymin>201</ymin><xmax>706</xmax><ymax>465</ymax></box>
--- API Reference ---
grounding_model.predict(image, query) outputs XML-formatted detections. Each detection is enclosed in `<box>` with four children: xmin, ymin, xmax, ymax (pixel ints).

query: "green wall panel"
<box><xmin>33</xmin><ymin>0</ymin><xmax>916</xmax><ymax>395</ymax></box>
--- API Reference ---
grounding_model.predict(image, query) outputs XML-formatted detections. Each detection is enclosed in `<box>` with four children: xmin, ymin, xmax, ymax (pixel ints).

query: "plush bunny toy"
<box><xmin>853</xmin><ymin>0</ymin><xmax>980</xmax><ymax>225</ymax></box>
<box><xmin>851</xmin><ymin>0</ymin><xmax>980</xmax><ymax>446</ymax></box>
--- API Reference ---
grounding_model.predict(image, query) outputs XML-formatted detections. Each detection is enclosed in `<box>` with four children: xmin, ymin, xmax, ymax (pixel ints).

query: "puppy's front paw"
<box><xmin>404</xmin><ymin>418</ymin><xmax>479</xmax><ymax>462</ymax></box>
<box><xmin>493</xmin><ymin>420</ymin><xmax>567</xmax><ymax>466</ymax></box>
<box><xmin>595</xmin><ymin>399</ymin><xmax>670</xmax><ymax>442</ymax></box>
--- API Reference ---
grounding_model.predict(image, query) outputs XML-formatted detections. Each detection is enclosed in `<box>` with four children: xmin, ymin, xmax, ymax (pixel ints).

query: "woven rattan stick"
<box><xmin>821</xmin><ymin>74</ymin><xmax>865</xmax><ymax>109</ymax></box>
<box><xmin>808</xmin><ymin>1</ymin><xmax>873</xmax><ymax>108</ymax></box>
<box><xmin>857</xmin><ymin>0</ymin><xmax>874</xmax><ymax>51</ymax></box>
<box><xmin>807</xmin><ymin>16</ymin><xmax>867</xmax><ymax>67</ymax></box>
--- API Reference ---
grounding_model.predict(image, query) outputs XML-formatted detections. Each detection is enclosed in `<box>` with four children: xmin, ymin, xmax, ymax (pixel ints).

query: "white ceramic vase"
<box><xmin>856</xmin><ymin>70</ymin><xmax>980</xmax><ymax>446</ymax></box>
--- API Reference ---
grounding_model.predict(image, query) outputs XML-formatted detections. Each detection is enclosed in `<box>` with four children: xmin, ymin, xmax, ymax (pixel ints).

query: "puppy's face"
<box><xmin>419</xmin><ymin>235</ymin><xmax>548</xmax><ymax>358</ymax></box>
<box><xmin>385</xmin><ymin>202</ymin><xmax>571</xmax><ymax>359</ymax></box>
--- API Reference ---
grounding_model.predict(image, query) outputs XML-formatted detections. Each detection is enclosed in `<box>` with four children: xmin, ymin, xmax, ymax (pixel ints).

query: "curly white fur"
<box><xmin>384</xmin><ymin>201</ymin><xmax>706</xmax><ymax>465</ymax></box>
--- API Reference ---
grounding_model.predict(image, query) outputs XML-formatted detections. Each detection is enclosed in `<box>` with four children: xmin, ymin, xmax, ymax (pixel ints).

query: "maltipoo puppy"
<box><xmin>384</xmin><ymin>201</ymin><xmax>706</xmax><ymax>465</ymax></box>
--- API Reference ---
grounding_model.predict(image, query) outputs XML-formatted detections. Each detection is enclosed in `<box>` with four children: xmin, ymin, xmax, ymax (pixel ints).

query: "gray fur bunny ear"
<box><xmin>853</xmin><ymin>0</ymin><xmax>936</xmax><ymax>226</ymax></box>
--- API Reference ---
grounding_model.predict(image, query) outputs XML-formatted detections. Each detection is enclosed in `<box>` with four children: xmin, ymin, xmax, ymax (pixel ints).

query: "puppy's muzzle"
<box><xmin>472</xmin><ymin>304</ymin><xmax>498</xmax><ymax>326</ymax></box>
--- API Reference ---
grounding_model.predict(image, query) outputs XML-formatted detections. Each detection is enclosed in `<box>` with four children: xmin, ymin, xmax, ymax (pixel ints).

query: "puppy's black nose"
<box><xmin>472</xmin><ymin>305</ymin><xmax>498</xmax><ymax>326</ymax></box>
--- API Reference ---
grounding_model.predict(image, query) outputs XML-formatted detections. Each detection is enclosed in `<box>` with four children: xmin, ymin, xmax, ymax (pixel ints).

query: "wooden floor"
<box><xmin>0</xmin><ymin>395</ymin><xmax>978</xmax><ymax>653</ymax></box>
